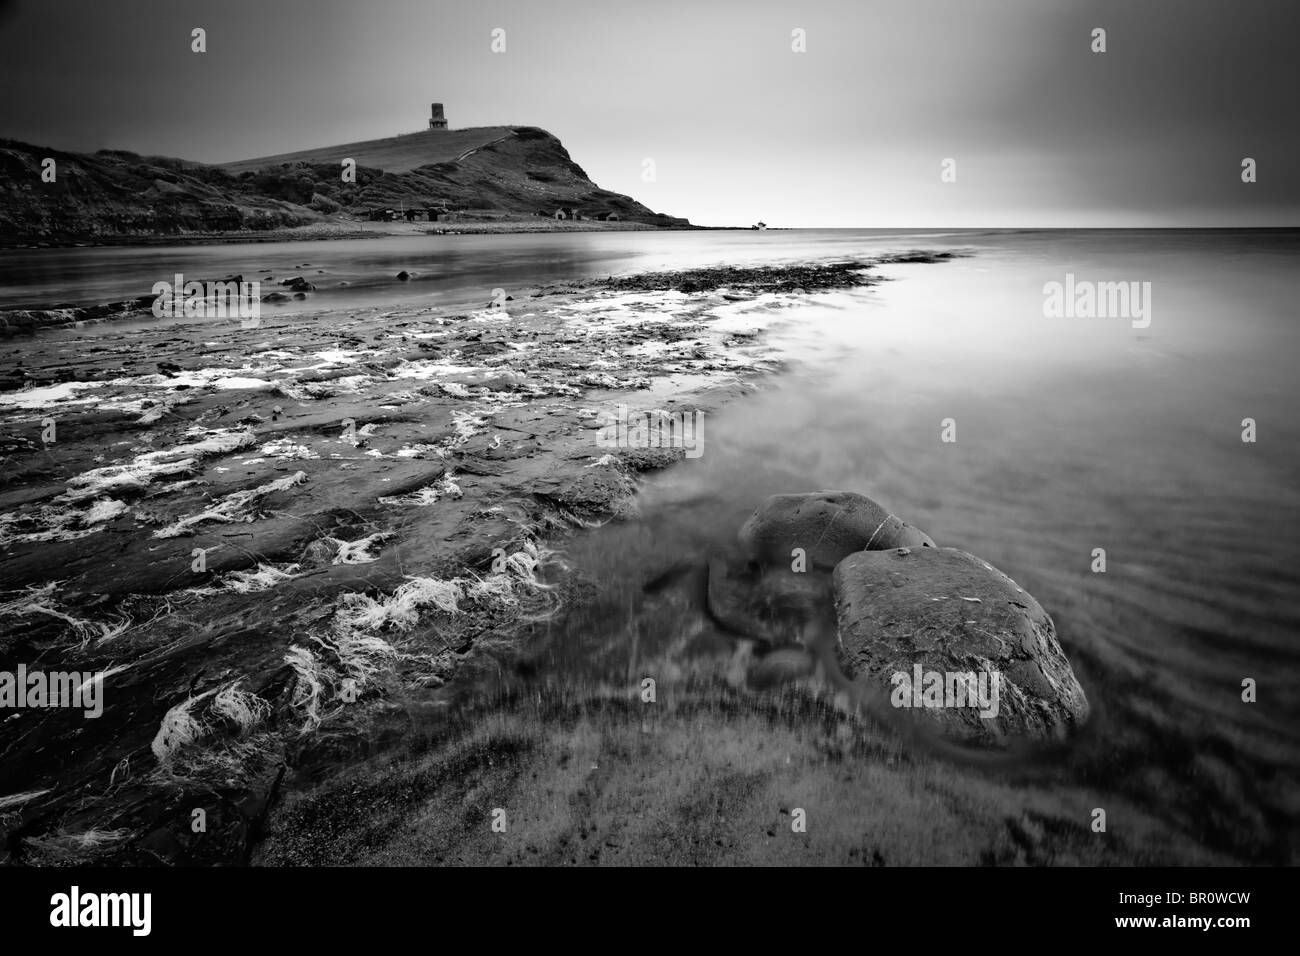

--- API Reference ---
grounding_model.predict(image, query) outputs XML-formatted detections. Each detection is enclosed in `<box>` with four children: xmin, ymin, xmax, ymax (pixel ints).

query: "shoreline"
<box><xmin>5</xmin><ymin>222</ymin><xmax>1292</xmax><ymax>254</ymax></box>
<box><xmin>0</xmin><ymin>218</ymin><xmax>709</xmax><ymax>253</ymax></box>
<box><xmin>0</xmin><ymin>250</ymin><xmax>953</xmax><ymax>339</ymax></box>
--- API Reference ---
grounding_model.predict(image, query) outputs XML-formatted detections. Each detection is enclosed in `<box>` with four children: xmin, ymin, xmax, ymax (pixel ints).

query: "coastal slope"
<box><xmin>0</xmin><ymin>126</ymin><xmax>689</xmax><ymax>245</ymax></box>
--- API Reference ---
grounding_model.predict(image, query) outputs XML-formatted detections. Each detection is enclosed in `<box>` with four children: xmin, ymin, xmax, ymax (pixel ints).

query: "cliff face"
<box><xmin>0</xmin><ymin>126</ymin><xmax>688</xmax><ymax>245</ymax></box>
<box><xmin>340</xmin><ymin>127</ymin><xmax>687</xmax><ymax>225</ymax></box>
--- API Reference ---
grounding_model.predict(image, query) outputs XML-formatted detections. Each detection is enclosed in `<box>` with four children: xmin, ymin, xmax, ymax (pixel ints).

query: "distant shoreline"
<box><xmin>5</xmin><ymin>223</ymin><xmax>1292</xmax><ymax>252</ymax></box>
<box><xmin>0</xmin><ymin>218</ymin><xmax>715</xmax><ymax>252</ymax></box>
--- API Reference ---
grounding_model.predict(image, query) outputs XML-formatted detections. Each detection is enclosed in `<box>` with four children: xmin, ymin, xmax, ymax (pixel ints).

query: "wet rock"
<box><xmin>706</xmin><ymin>555</ymin><xmax>833</xmax><ymax>646</ymax></box>
<box><xmin>299</xmin><ymin>537</ymin><xmax>341</xmax><ymax>569</ymax></box>
<box><xmin>586</xmin><ymin>260</ymin><xmax>889</xmax><ymax>295</ymax></box>
<box><xmin>615</xmin><ymin>447</ymin><xmax>684</xmax><ymax>472</ymax></box>
<box><xmin>832</xmin><ymin>547</ymin><xmax>1089</xmax><ymax>744</ymax></box>
<box><xmin>739</xmin><ymin>490</ymin><xmax>935</xmax><ymax>570</ymax></box>
<box><xmin>280</xmin><ymin>276</ymin><xmax>314</xmax><ymax>292</ymax></box>
<box><xmin>472</xmin><ymin>370</ymin><xmax>525</xmax><ymax>391</ymax></box>
<box><xmin>874</xmin><ymin>251</ymin><xmax>957</xmax><ymax>265</ymax></box>
<box><xmin>460</xmin><ymin>340</ymin><xmax>511</xmax><ymax>358</ymax></box>
<box><xmin>262</xmin><ymin>292</ymin><xmax>290</xmax><ymax>303</ymax></box>
<box><xmin>396</xmin><ymin>271</ymin><xmax>412</xmax><ymax>281</ymax></box>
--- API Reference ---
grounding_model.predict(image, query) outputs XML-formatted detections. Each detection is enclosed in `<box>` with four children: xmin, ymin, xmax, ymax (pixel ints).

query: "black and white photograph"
<box><xmin>0</xmin><ymin>0</ymin><xmax>1294</xmax><ymax>933</ymax></box>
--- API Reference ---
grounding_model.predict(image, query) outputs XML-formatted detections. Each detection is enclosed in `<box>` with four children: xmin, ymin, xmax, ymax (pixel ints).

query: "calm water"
<box><xmin>0</xmin><ymin>228</ymin><xmax>974</xmax><ymax>318</ymax></box>
<box><xmin>7</xmin><ymin>228</ymin><xmax>1298</xmax><ymax>861</ymax></box>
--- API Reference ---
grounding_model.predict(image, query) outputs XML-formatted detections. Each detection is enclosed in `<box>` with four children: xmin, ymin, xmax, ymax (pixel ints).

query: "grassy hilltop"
<box><xmin>219</xmin><ymin>126</ymin><xmax>521</xmax><ymax>174</ymax></box>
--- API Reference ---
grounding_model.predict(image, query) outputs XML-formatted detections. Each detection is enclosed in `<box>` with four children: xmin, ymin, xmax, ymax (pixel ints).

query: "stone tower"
<box><xmin>429</xmin><ymin>103</ymin><xmax>448</xmax><ymax>131</ymax></box>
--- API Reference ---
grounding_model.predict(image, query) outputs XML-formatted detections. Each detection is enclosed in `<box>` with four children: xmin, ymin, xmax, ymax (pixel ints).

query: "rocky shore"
<box><xmin>1</xmin><ymin>254</ymin><xmax>954</xmax><ymax>864</ymax></box>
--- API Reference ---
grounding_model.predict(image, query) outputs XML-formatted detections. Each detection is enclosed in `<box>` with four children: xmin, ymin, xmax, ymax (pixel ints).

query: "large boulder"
<box><xmin>832</xmin><ymin>547</ymin><xmax>1089</xmax><ymax>744</ymax></box>
<box><xmin>739</xmin><ymin>491</ymin><xmax>934</xmax><ymax>569</ymax></box>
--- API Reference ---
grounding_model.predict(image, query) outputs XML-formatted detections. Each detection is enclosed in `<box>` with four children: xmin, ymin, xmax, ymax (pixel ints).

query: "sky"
<box><xmin>0</xmin><ymin>0</ymin><xmax>1296</xmax><ymax>227</ymax></box>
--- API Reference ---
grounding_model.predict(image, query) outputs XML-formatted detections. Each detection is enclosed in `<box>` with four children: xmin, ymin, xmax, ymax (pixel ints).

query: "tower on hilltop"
<box><xmin>429</xmin><ymin>103</ymin><xmax>448</xmax><ymax>131</ymax></box>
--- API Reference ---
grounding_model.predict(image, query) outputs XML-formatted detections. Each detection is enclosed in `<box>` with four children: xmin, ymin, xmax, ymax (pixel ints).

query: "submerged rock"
<box><xmin>586</xmin><ymin>260</ymin><xmax>884</xmax><ymax>295</ymax></box>
<box><xmin>739</xmin><ymin>490</ymin><xmax>934</xmax><ymax>570</ymax></box>
<box><xmin>832</xmin><ymin>547</ymin><xmax>1089</xmax><ymax>744</ymax></box>
<box><xmin>747</xmin><ymin>646</ymin><xmax>817</xmax><ymax>689</ymax></box>
<box><xmin>706</xmin><ymin>555</ymin><xmax>833</xmax><ymax>646</ymax></box>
